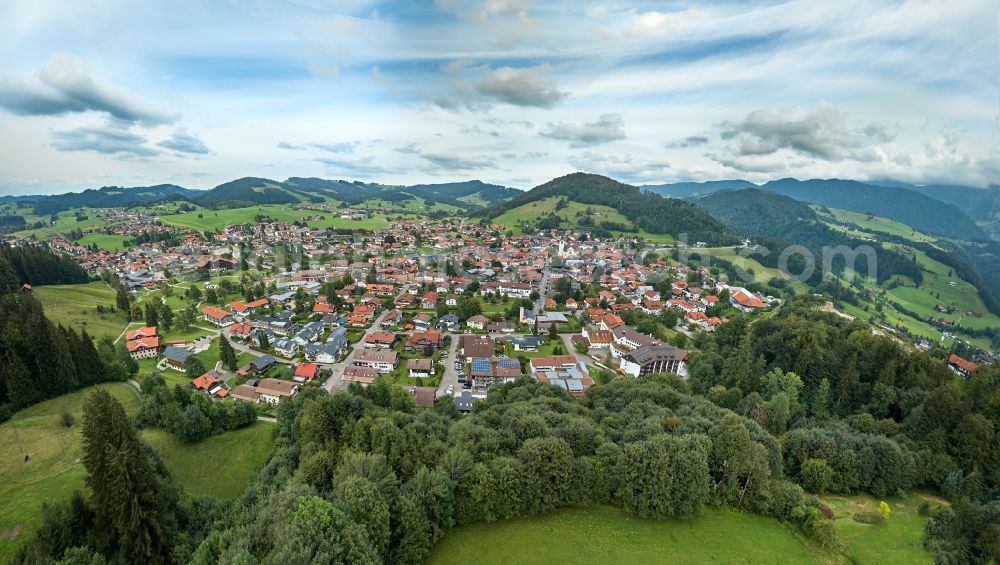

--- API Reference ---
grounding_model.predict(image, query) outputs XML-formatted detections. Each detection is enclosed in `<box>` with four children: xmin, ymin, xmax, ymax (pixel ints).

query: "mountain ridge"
<box><xmin>477</xmin><ymin>172</ymin><xmax>738</xmax><ymax>245</ymax></box>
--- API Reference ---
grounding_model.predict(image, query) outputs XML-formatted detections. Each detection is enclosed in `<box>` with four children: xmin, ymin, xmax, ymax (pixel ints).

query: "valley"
<box><xmin>0</xmin><ymin>171</ymin><xmax>997</xmax><ymax>564</ymax></box>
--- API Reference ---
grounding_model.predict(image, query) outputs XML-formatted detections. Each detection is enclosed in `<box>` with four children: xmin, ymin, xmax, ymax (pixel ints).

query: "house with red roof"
<box><xmin>293</xmin><ymin>363</ymin><xmax>321</xmax><ymax>383</ymax></box>
<box><xmin>203</xmin><ymin>306</ymin><xmax>234</xmax><ymax>326</ymax></box>
<box><xmin>228</xmin><ymin>321</ymin><xmax>253</xmax><ymax>340</ymax></box>
<box><xmin>948</xmin><ymin>354</ymin><xmax>979</xmax><ymax>378</ymax></box>
<box><xmin>730</xmin><ymin>289</ymin><xmax>766</xmax><ymax>311</ymax></box>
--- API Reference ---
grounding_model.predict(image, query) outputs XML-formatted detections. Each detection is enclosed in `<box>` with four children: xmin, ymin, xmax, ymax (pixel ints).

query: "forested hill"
<box><xmin>32</xmin><ymin>184</ymin><xmax>197</xmax><ymax>215</ymax></box>
<box><xmin>642</xmin><ymin>180</ymin><xmax>756</xmax><ymax>198</ymax></box>
<box><xmin>0</xmin><ymin>244</ymin><xmax>89</xmax><ymax>286</ymax></box>
<box><xmin>869</xmin><ymin>180</ymin><xmax>1000</xmax><ymax>222</ymax></box>
<box><xmin>399</xmin><ymin>180</ymin><xmax>522</xmax><ymax>207</ymax></box>
<box><xmin>760</xmin><ymin>179</ymin><xmax>986</xmax><ymax>240</ymax></box>
<box><xmin>477</xmin><ymin>172</ymin><xmax>738</xmax><ymax>245</ymax></box>
<box><xmin>690</xmin><ymin>189</ymin><xmax>922</xmax><ymax>285</ymax></box>
<box><xmin>690</xmin><ymin>189</ymin><xmax>816</xmax><ymax>237</ymax></box>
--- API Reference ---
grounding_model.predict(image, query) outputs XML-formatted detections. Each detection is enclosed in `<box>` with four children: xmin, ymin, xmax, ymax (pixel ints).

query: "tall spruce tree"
<box><xmin>81</xmin><ymin>389</ymin><xmax>176</xmax><ymax>563</ymax></box>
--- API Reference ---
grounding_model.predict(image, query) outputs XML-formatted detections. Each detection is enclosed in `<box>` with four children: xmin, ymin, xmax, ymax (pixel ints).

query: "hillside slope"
<box><xmin>401</xmin><ymin>180</ymin><xmax>521</xmax><ymax>207</ymax></box>
<box><xmin>32</xmin><ymin>184</ymin><xmax>199</xmax><ymax>215</ymax></box>
<box><xmin>761</xmin><ymin>178</ymin><xmax>986</xmax><ymax>240</ymax></box>
<box><xmin>478</xmin><ymin>172</ymin><xmax>737</xmax><ymax>245</ymax></box>
<box><xmin>642</xmin><ymin>180</ymin><xmax>756</xmax><ymax>198</ymax></box>
<box><xmin>690</xmin><ymin>189</ymin><xmax>816</xmax><ymax>237</ymax></box>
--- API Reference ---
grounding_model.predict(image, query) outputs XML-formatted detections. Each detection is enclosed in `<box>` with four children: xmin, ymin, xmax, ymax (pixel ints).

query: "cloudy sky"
<box><xmin>0</xmin><ymin>0</ymin><xmax>996</xmax><ymax>195</ymax></box>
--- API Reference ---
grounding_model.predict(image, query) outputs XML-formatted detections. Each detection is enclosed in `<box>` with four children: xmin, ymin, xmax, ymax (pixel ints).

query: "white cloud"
<box><xmin>473</xmin><ymin>64</ymin><xmax>568</xmax><ymax>108</ymax></box>
<box><xmin>568</xmin><ymin>151</ymin><xmax>671</xmax><ymax>183</ymax></box>
<box><xmin>541</xmin><ymin>113</ymin><xmax>625</xmax><ymax>146</ymax></box>
<box><xmin>0</xmin><ymin>53</ymin><xmax>176</xmax><ymax>125</ymax></box>
<box><xmin>51</xmin><ymin>119</ymin><xmax>160</xmax><ymax>158</ymax></box>
<box><xmin>158</xmin><ymin>128</ymin><xmax>209</xmax><ymax>155</ymax></box>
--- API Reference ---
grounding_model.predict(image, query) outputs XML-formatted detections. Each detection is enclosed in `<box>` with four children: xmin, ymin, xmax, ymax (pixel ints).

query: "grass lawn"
<box><xmin>140</xmin><ymin>422</ymin><xmax>275</xmax><ymax>499</ymax></box>
<box><xmin>33</xmin><ymin>282</ymin><xmax>127</xmax><ymax>341</ymax></box>
<box><xmin>821</xmin><ymin>492</ymin><xmax>940</xmax><ymax>564</ymax></box>
<box><xmin>0</xmin><ymin>383</ymin><xmax>141</xmax><ymax>562</ymax></box>
<box><xmin>428</xmin><ymin>506</ymin><xmax>824</xmax><ymax>564</ymax></box>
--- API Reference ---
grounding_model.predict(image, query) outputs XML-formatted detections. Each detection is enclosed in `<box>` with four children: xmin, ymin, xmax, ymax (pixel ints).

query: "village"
<box><xmin>6</xmin><ymin>206</ymin><xmax>813</xmax><ymax>412</ymax></box>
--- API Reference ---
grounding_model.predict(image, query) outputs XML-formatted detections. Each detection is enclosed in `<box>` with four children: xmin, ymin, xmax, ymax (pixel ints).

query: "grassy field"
<box><xmin>140</xmin><ymin>422</ymin><xmax>275</xmax><ymax>499</ymax></box>
<box><xmin>698</xmin><ymin>247</ymin><xmax>810</xmax><ymax>294</ymax></box>
<box><xmin>493</xmin><ymin>197</ymin><xmax>634</xmax><ymax>232</ymax></box>
<box><xmin>33</xmin><ymin>282</ymin><xmax>126</xmax><ymax>341</ymax></box>
<box><xmin>13</xmin><ymin>209</ymin><xmax>122</xmax><ymax>241</ymax></box>
<box><xmin>821</xmin><ymin>208</ymin><xmax>937</xmax><ymax>243</ymax></box>
<box><xmin>157</xmin><ymin>204</ymin><xmax>389</xmax><ymax>232</ymax></box>
<box><xmin>75</xmin><ymin>233</ymin><xmax>131</xmax><ymax>252</ymax></box>
<box><xmin>429</xmin><ymin>506</ymin><xmax>824</xmax><ymax>564</ymax></box>
<box><xmin>822</xmin><ymin>492</ymin><xmax>940</xmax><ymax>564</ymax></box>
<box><xmin>0</xmin><ymin>383</ymin><xmax>141</xmax><ymax>562</ymax></box>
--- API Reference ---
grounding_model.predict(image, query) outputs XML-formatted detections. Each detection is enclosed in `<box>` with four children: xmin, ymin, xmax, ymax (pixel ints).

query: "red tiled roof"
<box><xmin>949</xmin><ymin>354</ymin><xmax>979</xmax><ymax>374</ymax></box>
<box><xmin>294</xmin><ymin>363</ymin><xmax>320</xmax><ymax>379</ymax></box>
<box><xmin>126</xmin><ymin>326</ymin><xmax>158</xmax><ymax>340</ymax></box>
<box><xmin>203</xmin><ymin>306</ymin><xmax>231</xmax><ymax>319</ymax></box>
<box><xmin>126</xmin><ymin>336</ymin><xmax>160</xmax><ymax>352</ymax></box>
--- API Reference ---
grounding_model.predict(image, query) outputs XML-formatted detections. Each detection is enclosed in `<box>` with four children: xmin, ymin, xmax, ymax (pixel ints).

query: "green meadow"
<box><xmin>429</xmin><ymin>506</ymin><xmax>825</xmax><ymax>564</ymax></box>
<box><xmin>33</xmin><ymin>282</ymin><xmax>127</xmax><ymax>341</ymax></box>
<box><xmin>157</xmin><ymin>204</ymin><xmax>389</xmax><ymax>232</ymax></box>
<box><xmin>140</xmin><ymin>422</ymin><xmax>275</xmax><ymax>499</ymax></box>
<box><xmin>0</xmin><ymin>383</ymin><xmax>141</xmax><ymax>562</ymax></box>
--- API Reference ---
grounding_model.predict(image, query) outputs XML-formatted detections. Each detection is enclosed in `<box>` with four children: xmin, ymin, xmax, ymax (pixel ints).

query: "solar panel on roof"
<box><xmin>472</xmin><ymin>358</ymin><xmax>491</xmax><ymax>373</ymax></box>
<box><xmin>567</xmin><ymin>380</ymin><xmax>584</xmax><ymax>392</ymax></box>
<box><xmin>499</xmin><ymin>358</ymin><xmax>520</xmax><ymax>367</ymax></box>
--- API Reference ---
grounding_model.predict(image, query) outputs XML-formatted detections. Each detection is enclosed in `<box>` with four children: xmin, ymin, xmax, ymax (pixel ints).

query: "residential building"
<box><xmin>293</xmin><ymin>363</ymin><xmax>321</xmax><ymax>383</ymax></box>
<box><xmin>407</xmin><ymin>358</ymin><xmax>434</xmax><ymax>378</ymax></box>
<box><xmin>406</xmin><ymin>330</ymin><xmax>444</xmax><ymax>354</ymax></box>
<box><xmin>255</xmin><ymin>378</ymin><xmax>299</xmax><ymax>404</ymax></box>
<box><xmin>163</xmin><ymin>345</ymin><xmax>194</xmax><ymax>371</ymax></box>
<box><xmin>343</xmin><ymin>366</ymin><xmax>379</xmax><ymax>384</ymax></box>
<box><xmin>352</xmin><ymin>349</ymin><xmax>399</xmax><ymax>374</ymax></box>
<box><xmin>203</xmin><ymin>306</ymin><xmax>234</xmax><ymax>326</ymax></box>
<box><xmin>949</xmin><ymin>354</ymin><xmax>979</xmax><ymax>378</ymax></box>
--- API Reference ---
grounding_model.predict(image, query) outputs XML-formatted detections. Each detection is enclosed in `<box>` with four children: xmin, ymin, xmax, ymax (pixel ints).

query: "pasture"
<box><xmin>0</xmin><ymin>383</ymin><xmax>141</xmax><ymax>562</ymax></box>
<box><xmin>33</xmin><ymin>282</ymin><xmax>126</xmax><ymax>341</ymax></box>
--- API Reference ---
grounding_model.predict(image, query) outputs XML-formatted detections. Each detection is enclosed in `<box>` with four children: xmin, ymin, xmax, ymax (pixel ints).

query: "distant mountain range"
<box><xmin>6</xmin><ymin>173</ymin><xmax>999</xmax><ymax>244</ymax></box>
<box><xmin>11</xmin><ymin>177</ymin><xmax>519</xmax><ymax>215</ymax></box>
<box><xmin>644</xmin><ymin>178</ymin><xmax>991</xmax><ymax>241</ymax></box>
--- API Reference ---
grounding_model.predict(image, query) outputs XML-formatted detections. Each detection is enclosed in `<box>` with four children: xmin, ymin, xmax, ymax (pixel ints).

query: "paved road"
<box><xmin>322</xmin><ymin>306</ymin><xmax>396</xmax><ymax>392</ymax></box>
<box><xmin>435</xmin><ymin>334</ymin><xmax>461</xmax><ymax>398</ymax></box>
<box><xmin>533</xmin><ymin>266</ymin><xmax>552</xmax><ymax>313</ymax></box>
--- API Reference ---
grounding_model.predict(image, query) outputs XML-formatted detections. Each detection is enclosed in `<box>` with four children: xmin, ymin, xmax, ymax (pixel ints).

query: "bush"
<box><xmin>851</xmin><ymin>511</ymin><xmax>884</xmax><ymax>524</ymax></box>
<box><xmin>60</xmin><ymin>412</ymin><xmax>76</xmax><ymax>428</ymax></box>
<box><xmin>799</xmin><ymin>458</ymin><xmax>833</xmax><ymax>493</ymax></box>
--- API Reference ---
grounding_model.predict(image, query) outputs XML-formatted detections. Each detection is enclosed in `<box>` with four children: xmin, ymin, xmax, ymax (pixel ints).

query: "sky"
<box><xmin>0</xmin><ymin>0</ymin><xmax>997</xmax><ymax>195</ymax></box>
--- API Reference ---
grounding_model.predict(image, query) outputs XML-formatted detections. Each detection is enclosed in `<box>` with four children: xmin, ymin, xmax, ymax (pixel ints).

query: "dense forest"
<box><xmin>31</xmin><ymin>184</ymin><xmax>196</xmax><ymax>215</ymax></box>
<box><xmin>691</xmin><ymin>189</ymin><xmax>817</xmax><ymax>235</ymax></box>
<box><xmin>0</xmin><ymin>284</ymin><xmax>137</xmax><ymax>422</ymax></box>
<box><xmin>478</xmin><ymin>172</ymin><xmax>739</xmax><ymax>246</ymax></box>
<box><xmin>11</xmin><ymin>300</ymin><xmax>999</xmax><ymax>564</ymax></box>
<box><xmin>761</xmin><ymin>179</ymin><xmax>986</xmax><ymax>241</ymax></box>
<box><xmin>690</xmin><ymin>190</ymin><xmax>922</xmax><ymax>285</ymax></box>
<box><xmin>0</xmin><ymin>244</ymin><xmax>89</xmax><ymax>287</ymax></box>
